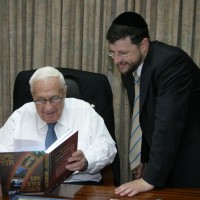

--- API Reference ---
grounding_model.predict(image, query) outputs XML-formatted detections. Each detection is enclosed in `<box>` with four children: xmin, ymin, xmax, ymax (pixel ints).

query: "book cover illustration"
<box><xmin>0</xmin><ymin>130</ymin><xmax>78</xmax><ymax>195</ymax></box>
<box><xmin>0</xmin><ymin>151</ymin><xmax>45</xmax><ymax>194</ymax></box>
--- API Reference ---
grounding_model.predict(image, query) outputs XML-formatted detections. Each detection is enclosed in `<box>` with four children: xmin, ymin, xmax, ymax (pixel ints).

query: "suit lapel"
<box><xmin>121</xmin><ymin>73</ymin><xmax>135</xmax><ymax>109</ymax></box>
<box><xmin>140</xmin><ymin>44</ymin><xmax>154</xmax><ymax>112</ymax></box>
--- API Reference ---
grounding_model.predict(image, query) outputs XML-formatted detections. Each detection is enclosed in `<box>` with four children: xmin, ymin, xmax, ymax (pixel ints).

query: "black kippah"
<box><xmin>112</xmin><ymin>12</ymin><xmax>148</xmax><ymax>29</ymax></box>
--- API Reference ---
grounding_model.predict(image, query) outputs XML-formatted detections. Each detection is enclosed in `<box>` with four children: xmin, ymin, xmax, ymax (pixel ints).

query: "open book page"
<box><xmin>45</xmin><ymin>129</ymin><xmax>74</xmax><ymax>153</ymax></box>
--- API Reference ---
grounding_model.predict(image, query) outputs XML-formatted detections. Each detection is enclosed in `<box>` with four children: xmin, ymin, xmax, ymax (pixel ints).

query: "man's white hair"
<box><xmin>29</xmin><ymin>66</ymin><xmax>66</xmax><ymax>91</ymax></box>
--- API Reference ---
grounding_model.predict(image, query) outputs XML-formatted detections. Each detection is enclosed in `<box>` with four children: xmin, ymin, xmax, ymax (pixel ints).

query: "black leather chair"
<box><xmin>13</xmin><ymin>67</ymin><xmax>120</xmax><ymax>186</ymax></box>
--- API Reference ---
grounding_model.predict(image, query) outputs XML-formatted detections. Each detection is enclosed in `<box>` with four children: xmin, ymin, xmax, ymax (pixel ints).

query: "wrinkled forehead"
<box><xmin>32</xmin><ymin>78</ymin><xmax>63</xmax><ymax>95</ymax></box>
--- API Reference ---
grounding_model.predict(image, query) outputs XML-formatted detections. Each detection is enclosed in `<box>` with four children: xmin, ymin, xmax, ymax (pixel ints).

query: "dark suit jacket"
<box><xmin>122</xmin><ymin>41</ymin><xmax>200</xmax><ymax>187</ymax></box>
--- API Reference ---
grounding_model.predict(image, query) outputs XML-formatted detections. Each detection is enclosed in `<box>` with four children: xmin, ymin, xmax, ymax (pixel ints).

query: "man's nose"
<box><xmin>112</xmin><ymin>54</ymin><xmax>122</xmax><ymax>64</ymax></box>
<box><xmin>44</xmin><ymin>101</ymin><xmax>53</xmax><ymax>109</ymax></box>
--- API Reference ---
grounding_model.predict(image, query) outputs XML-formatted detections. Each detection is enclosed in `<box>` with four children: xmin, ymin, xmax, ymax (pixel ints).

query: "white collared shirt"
<box><xmin>0</xmin><ymin>98</ymin><xmax>117</xmax><ymax>182</ymax></box>
<box><xmin>134</xmin><ymin>62</ymin><xmax>143</xmax><ymax>78</ymax></box>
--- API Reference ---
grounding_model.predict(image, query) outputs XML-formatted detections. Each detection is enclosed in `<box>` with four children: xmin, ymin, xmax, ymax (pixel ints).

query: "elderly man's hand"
<box><xmin>115</xmin><ymin>178</ymin><xmax>154</xmax><ymax>197</ymax></box>
<box><xmin>66</xmin><ymin>150</ymin><xmax>88</xmax><ymax>171</ymax></box>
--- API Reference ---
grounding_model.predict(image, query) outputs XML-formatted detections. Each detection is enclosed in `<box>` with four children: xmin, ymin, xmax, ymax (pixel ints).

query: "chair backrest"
<box><xmin>13</xmin><ymin>67</ymin><xmax>120</xmax><ymax>186</ymax></box>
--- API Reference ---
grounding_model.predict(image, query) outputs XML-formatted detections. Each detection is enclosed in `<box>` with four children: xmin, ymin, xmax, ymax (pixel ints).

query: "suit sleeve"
<box><xmin>143</xmin><ymin>54</ymin><xmax>192</xmax><ymax>187</ymax></box>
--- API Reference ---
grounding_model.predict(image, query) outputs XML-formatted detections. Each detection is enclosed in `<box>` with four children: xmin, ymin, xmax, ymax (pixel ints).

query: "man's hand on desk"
<box><xmin>66</xmin><ymin>150</ymin><xmax>88</xmax><ymax>171</ymax></box>
<box><xmin>115</xmin><ymin>178</ymin><xmax>154</xmax><ymax>197</ymax></box>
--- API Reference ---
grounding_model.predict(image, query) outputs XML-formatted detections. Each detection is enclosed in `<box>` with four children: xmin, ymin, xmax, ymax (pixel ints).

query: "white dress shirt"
<box><xmin>0</xmin><ymin>98</ymin><xmax>117</xmax><ymax>183</ymax></box>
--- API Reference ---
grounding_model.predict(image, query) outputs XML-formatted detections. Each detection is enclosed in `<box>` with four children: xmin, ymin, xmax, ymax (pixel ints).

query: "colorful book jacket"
<box><xmin>0</xmin><ymin>130</ymin><xmax>78</xmax><ymax>195</ymax></box>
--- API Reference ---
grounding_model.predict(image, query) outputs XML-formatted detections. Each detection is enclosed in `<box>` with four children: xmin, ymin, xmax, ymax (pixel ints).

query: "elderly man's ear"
<box><xmin>64</xmin><ymin>85</ymin><xmax>67</xmax><ymax>96</ymax></box>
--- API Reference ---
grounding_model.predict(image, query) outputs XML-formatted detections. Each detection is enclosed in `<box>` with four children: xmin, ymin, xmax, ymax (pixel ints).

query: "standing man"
<box><xmin>106</xmin><ymin>12</ymin><xmax>200</xmax><ymax>197</ymax></box>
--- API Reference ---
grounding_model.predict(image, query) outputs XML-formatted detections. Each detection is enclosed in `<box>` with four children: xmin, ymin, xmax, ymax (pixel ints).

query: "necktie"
<box><xmin>45</xmin><ymin>123</ymin><xmax>57</xmax><ymax>149</ymax></box>
<box><xmin>129</xmin><ymin>72</ymin><xmax>142</xmax><ymax>170</ymax></box>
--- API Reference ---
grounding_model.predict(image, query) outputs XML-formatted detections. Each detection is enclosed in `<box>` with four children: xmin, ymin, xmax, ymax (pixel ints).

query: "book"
<box><xmin>10</xmin><ymin>194</ymin><xmax>64</xmax><ymax>200</ymax></box>
<box><xmin>0</xmin><ymin>129</ymin><xmax>78</xmax><ymax>195</ymax></box>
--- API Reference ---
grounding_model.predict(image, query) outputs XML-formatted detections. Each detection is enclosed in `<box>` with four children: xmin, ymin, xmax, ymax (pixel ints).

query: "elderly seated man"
<box><xmin>0</xmin><ymin>66</ymin><xmax>117</xmax><ymax>185</ymax></box>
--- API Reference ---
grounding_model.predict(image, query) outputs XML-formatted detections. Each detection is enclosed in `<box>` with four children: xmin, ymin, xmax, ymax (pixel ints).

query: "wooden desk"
<box><xmin>1</xmin><ymin>184</ymin><xmax>200</xmax><ymax>200</ymax></box>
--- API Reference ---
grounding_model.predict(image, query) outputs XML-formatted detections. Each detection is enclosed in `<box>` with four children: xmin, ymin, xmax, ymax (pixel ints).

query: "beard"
<box><xmin>117</xmin><ymin>53</ymin><xmax>143</xmax><ymax>75</ymax></box>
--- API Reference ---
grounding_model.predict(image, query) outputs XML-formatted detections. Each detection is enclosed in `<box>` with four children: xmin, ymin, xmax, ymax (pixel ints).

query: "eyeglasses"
<box><xmin>34</xmin><ymin>91</ymin><xmax>64</xmax><ymax>105</ymax></box>
<box><xmin>107</xmin><ymin>48</ymin><xmax>136</xmax><ymax>58</ymax></box>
